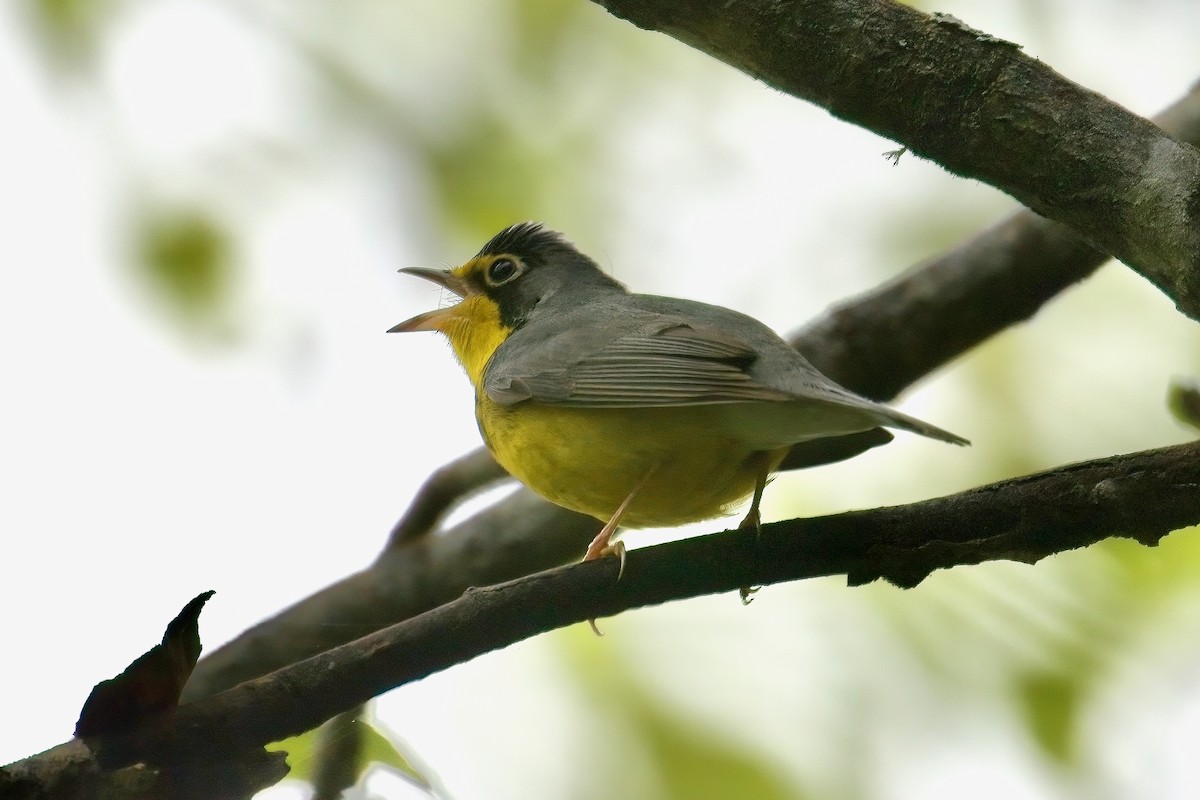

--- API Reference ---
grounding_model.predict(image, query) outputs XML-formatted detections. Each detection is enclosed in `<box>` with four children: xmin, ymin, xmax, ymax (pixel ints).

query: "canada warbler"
<box><xmin>390</xmin><ymin>222</ymin><xmax>967</xmax><ymax>566</ymax></box>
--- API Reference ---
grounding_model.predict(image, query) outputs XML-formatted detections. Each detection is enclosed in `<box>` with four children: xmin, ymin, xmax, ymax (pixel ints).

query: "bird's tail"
<box><xmin>872</xmin><ymin>405</ymin><xmax>969</xmax><ymax>446</ymax></box>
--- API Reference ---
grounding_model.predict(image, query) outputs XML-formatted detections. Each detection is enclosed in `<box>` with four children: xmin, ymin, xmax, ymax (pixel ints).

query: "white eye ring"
<box><xmin>486</xmin><ymin>257</ymin><xmax>522</xmax><ymax>286</ymax></box>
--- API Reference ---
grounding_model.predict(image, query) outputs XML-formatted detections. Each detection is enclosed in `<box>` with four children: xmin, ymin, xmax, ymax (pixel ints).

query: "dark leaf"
<box><xmin>1168</xmin><ymin>379</ymin><xmax>1200</xmax><ymax>431</ymax></box>
<box><xmin>75</xmin><ymin>591</ymin><xmax>216</xmax><ymax>738</ymax></box>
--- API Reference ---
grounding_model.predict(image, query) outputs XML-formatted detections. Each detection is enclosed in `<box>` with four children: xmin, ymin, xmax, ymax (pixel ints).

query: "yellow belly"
<box><xmin>477</xmin><ymin>395</ymin><xmax>787</xmax><ymax>528</ymax></box>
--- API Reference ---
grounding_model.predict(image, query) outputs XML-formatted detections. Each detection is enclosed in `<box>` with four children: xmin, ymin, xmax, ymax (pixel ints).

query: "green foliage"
<box><xmin>1103</xmin><ymin>526</ymin><xmax>1200</xmax><ymax>603</ymax></box>
<box><xmin>358</xmin><ymin>719</ymin><xmax>431</xmax><ymax>788</ymax></box>
<box><xmin>268</xmin><ymin>710</ymin><xmax>432</xmax><ymax>796</ymax></box>
<box><xmin>1016</xmin><ymin>672</ymin><xmax>1080</xmax><ymax>762</ymax></box>
<box><xmin>132</xmin><ymin>204</ymin><xmax>235</xmax><ymax>330</ymax></box>
<box><xmin>23</xmin><ymin>0</ymin><xmax>126</xmax><ymax>64</ymax></box>
<box><xmin>266</xmin><ymin>729</ymin><xmax>316</xmax><ymax>779</ymax></box>
<box><xmin>424</xmin><ymin>114</ymin><xmax>592</xmax><ymax>242</ymax></box>
<box><xmin>559</xmin><ymin>624</ymin><xmax>803</xmax><ymax>799</ymax></box>
<box><xmin>510</xmin><ymin>0</ymin><xmax>580</xmax><ymax>75</ymax></box>
<box><xmin>636</xmin><ymin>704</ymin><xmax>802</xmax><ymax>800</ymax></box>
<box><xmin>416</xmin><ymin>0</ymin><xmax>620</xmax><ymax>241</ymax></box>
<box><xmin>1167</xmin><ymin>379</ymin><xmax>1200</xmax><ymax>431</ymax></box>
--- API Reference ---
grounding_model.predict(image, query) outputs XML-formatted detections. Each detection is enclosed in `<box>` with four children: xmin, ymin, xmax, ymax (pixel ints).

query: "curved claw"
<box><xmin>582</xmin><ymin>478</ymin><xmax>647</xmax><ymax>636</ymax></box>
<box><xmin>584</xmin><ymin>541</ymin><xmax>626</xmax><ymax>637</ymax></box>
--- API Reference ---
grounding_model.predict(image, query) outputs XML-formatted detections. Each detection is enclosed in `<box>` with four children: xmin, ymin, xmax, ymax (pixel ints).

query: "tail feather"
<box><xmin>873</xmin><ymin>406</ymin><xmax>969</xmax><ymax>446</ymax></box>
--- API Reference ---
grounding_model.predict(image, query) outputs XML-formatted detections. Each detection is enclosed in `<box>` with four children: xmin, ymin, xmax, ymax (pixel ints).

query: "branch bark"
<box><xmin>7</xmin><ymin>441</ymin><xmax>1198</xmax><ymax>795</ymax></box>
<box><xmin>593</xmin><ymin>0</ymin><xmax>1200</xmax><ymax>321</ymax></box>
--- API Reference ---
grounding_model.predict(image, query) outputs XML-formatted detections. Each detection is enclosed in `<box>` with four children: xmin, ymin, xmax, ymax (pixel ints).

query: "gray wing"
<box><xmin>485</xmin><ymin>316</ymin><xmax>796</xmax><ymax>408</ymax></box>
<box><xmin>483</xmin><ymin>298</ymin><xmax>969</xmax><ymax>447</ymax></box>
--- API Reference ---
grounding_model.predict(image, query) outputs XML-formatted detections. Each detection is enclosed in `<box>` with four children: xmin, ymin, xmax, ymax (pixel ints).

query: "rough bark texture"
<box><xmin>593</xmin><ymin>0</ymin><xmax>1200</xmax><ymax>320</ymax></box>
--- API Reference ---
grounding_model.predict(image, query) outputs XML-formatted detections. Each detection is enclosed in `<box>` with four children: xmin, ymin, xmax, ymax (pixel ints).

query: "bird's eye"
<box><xmin>486</xmin><ymin>258</ymin><xmax>521</xmax><ymax>285</ymax></box>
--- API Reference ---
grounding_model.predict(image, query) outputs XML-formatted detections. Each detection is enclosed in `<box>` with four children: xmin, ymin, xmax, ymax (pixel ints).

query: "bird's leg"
<box><xmin>738</xmin><ymin>454</ymin><xmax>771</xmax><ymax>533</ymax></box>
<box><xmin>583</xmin><ymin>479</ymin><xmax>645</xmax><ymax>579</ymax></box>
<box><xmin>738</xmin><ymin>454</ymin><xmax>772</xmax><ymax>605</ymax></box>
<box><xmin>584</xmin><ymin>472</ymin><xmax>653</xmax><ymax>636</ymax></box>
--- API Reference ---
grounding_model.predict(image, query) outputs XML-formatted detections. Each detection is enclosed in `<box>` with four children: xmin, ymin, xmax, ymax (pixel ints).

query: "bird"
<box><xmin>390</xmin><ymin>222</ymin><xmax>967</xmax><ymax>573</ymax></box>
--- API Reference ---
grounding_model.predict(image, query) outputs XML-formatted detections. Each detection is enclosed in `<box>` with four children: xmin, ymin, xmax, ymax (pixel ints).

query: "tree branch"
<box><xmin>7</xmin><ymin>441</ymin><xmax>1198</xmax><ymax>794</ymax></box>
<box><xmin>593</xmin><ymin>0</ymin><xmax>1200</xmax><ymax>320</ymax></box>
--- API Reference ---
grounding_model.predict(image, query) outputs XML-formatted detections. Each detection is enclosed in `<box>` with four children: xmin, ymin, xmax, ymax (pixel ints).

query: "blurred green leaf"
<box><xmin>561</xmin><ymin>626</ymin><xmax>801</xmax><ymax>799</ymax></box>
<box><xmin>424</xmin><ymin>111</ymin><xmax>599</xmax><ymax>243</ymax></box>
<box><xmin>1016</xmin><ymin>672</ymin><xmax>1080</xmax><ymax>763</ymax></box>
<box><xmin>640</xmin><ymin>705</ymin><xmax>802</xmax><ymax>800</ymax></box>
<box><xmin>267</xmin><ymin>711</ymin><xmax>431</xmax><ymax>794</ymax></box>
<box><xmin>133</xmin><ymin>205</ymin><xmax>235</xmax><ymax>325</ymax></box>
<box><xmin>1167</xmin><ymin>379</ymin><xmax>1200</xmax><ymax>431</ymax></box>
<box><xmin>510</xmin><ymin>0</ymin><xmax>578</xmax><ymax>75</ymax></box>
<box><xmin>23</xmin><ymin>0</ymin><xmax>126</xmax><ymax>66</ymax></box>
<box><xmin>1102</xmin><ymin>526</ymin><xmax>1200</xmax><ymax>601</ymax></box>
<box><xmin>427</xmin><ymin>116</ymin><xmax>551</xmax><ymax>238</ymax></box>
<box><xmin>359</xmin><ymin>718</ymin><xmax>430</xmax><ymax>788</ymax></box>
<box><xmin>266</xmin><ymin>726</ymin><xmax>319</xmax><ymax>779</ymax></box>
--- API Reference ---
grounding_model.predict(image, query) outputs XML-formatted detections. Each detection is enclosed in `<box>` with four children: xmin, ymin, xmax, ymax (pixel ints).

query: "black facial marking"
<box><xmin>473</xmin><ymin>222</ymin><xmax>628</xmax><ymax>331</ymax></box>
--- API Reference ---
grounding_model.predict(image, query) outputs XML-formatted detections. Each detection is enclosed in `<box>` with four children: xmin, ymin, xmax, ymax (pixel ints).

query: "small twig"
<box><xmin>384</xmin><ymin>447</ymin><xmax>510</xmax><ymax>550</ymax></box>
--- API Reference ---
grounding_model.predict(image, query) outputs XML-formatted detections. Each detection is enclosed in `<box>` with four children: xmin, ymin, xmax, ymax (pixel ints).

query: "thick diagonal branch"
<box><xmin>594</xmin><ymin>0</ymin><xmax>1200</xmax><ymax>320</ymax></box>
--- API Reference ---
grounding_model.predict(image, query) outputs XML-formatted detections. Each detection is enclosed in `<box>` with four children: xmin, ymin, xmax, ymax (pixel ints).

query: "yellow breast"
<box><xmin>434</xmin><ymin>291</ymin><xmax>784</xmax><ymax>527</ymax></box>
<box><xmin>476</xmin><ymin>395</ymin><xmax>787</xmax><ymax>528</ymax></box>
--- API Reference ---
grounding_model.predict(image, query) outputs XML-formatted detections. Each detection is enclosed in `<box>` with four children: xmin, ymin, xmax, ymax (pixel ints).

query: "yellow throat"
<box><xmin>437</xmin><ymin>292</ymin><xmax>510</xmax><ymax>388</ymax></box>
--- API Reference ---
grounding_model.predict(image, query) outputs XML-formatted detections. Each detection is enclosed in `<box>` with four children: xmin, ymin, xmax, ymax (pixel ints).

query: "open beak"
<box><xmin>388</xmin><ymin>267</ymin><xmax>473</xmax><ymax>333</ymax></box>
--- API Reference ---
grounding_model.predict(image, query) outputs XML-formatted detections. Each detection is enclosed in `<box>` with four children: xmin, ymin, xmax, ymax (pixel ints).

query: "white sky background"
<box><xmin>3</xmin><ymin>1</ymin><xmax>1200</xmax><ymax>798</ymax></box>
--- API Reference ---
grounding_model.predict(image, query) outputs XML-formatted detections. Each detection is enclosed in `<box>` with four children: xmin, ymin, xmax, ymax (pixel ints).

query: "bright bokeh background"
<box><xmin>3</xmin><ymin>0</ymin><xmax>1200</xmax><ymax>797</ymax></box>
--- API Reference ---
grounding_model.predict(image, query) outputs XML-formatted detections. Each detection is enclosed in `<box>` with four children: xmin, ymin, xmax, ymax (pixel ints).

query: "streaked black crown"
<box><xmin>476</xmin><ymin>221</ymin><xmax>569</xmax><ymax>262</ymax></box>
<box><xmin>474</xmin><ymin>222</ymin><xmax>626</xmax><ymax>329</ymax></box>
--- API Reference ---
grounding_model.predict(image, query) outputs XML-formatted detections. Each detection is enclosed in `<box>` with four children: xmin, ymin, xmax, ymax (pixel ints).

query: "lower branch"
<box><xmin>8</xmin><ymin>440</ymin><xmax>1197</xmax><ymax>794</ymax></box>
